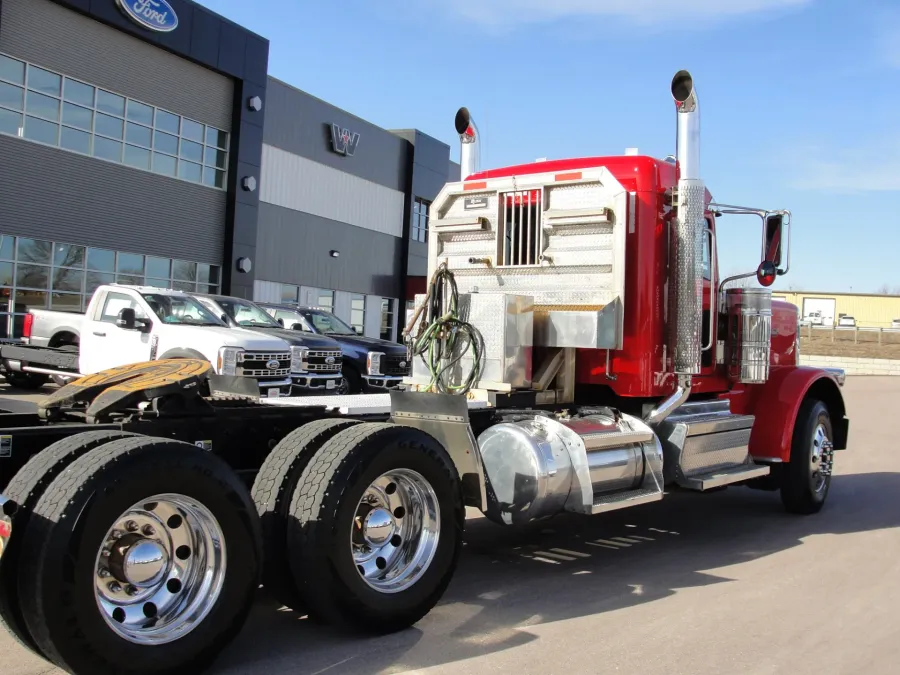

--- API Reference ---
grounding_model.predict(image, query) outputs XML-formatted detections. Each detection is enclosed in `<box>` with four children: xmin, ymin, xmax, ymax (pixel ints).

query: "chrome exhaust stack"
<box><xmin>455</xmin><ymin>107</ymin><xmax>480</xmax><ymax>179</ymax></box>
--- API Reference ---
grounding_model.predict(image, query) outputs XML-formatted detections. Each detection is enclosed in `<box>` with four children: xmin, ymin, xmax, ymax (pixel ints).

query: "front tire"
<box><xmin>4</xmin><ymin>372</ymin><xmax>49</xmax><ymax>390</ymax></box>
<box><xmin>287</xmin><ymin>423</ymin><xmax>463</xmax><ymax>634</ymax></box>
<box><xmin>17</xmin><ymin>437</ymin><xmax>262</xmax><ymax>675</ymax></box>
<box><xmin>781</xmin><ymin>398</ymin><xmax>834</xmax><ymax>514</ymax></box>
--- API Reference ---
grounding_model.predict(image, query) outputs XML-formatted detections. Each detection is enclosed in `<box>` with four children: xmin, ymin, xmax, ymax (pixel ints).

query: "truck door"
<box><xmin>79</xmin><ymin>289</ymin><xmax>153</xmax><ymax>374</ymax></box>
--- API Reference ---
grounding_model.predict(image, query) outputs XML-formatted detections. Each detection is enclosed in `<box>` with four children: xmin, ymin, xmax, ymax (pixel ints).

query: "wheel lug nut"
<box><xmin>125</xmin><ymin>520</ymin><xmax>139</xmax><ymax>532</ymax></box>
<box><xmin>142</xmin><ymin>525</ymin><xmax>155</xmax><ymax>537</ymax></box>
<box><xmin>108</xmin><ymin>581</ymin><xmax>122</xmax><ymax>593</ymax></box>
<box><xmin>98</xmin><ymin>568</ymin><xmax>110</xmax><ymax>578</ymax></box>
<box><xmin>125</xmin><ymin>585</ymin><xmax>138</xmax><ymax>596</ymax></box>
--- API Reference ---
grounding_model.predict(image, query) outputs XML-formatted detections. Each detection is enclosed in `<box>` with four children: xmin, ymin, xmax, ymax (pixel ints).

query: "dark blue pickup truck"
<box><xmin>256</xmin><ymin>302</ymin><xmax>411</xmax><ymax>394</ymax></box>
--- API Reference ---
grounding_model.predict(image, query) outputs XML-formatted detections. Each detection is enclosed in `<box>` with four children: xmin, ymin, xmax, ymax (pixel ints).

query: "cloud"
<box><xmin>787</xmin><ymin>138</ymin><xmax>900</xmax><ymax>193</ymax></box>
<box><xmin>417</xmin><ymin>0</ymin><xmax>812</xmax><ymax>28</ymax></box>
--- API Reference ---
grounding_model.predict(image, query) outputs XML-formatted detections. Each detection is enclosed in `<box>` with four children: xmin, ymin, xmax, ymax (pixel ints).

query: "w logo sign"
<box><xmin>330</xmin><ymin>124</ymin><xmax>360</xmax><ymax>156</ymax></box>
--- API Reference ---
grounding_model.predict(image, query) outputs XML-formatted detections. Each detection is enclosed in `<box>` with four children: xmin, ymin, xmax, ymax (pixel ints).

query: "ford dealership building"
<box><xmin>0</xmin><ymin>0</ymin><xmax>457</xmax><ymax>342</ymax></box>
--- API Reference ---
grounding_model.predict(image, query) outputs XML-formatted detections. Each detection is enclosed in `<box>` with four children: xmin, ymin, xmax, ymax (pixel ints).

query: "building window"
<box><xmin>350</xmin><ymin>294</ymin><xmax>365</xmax><ymax>334</ymax></box>
<box><xmin>0</xmin><ymin>232</ymin><xmax>219</xmax><ymax>338</ymax></box>
<box><xmin>280</xmin><ymin>284</ymin><xmax>299</xmax><ymax>303</ymax></box>
<box><xmin>380</xmin><ymin>298</ymin><xmax>395</xmax><ymax>341</ymax></box>
<box><xmin>412</xmin><ymin>198</ymin><xmax>430</xmax><ymax>243</ymax></box>
<box><xmin>317</xmin><ymin>290</ymin><xmax>334</xmax><ymax>312</ymax></box>
<box><xmin>0</xmin><ymin>52</ymin><xmax>229</xmax><ymax>190</ymax></box>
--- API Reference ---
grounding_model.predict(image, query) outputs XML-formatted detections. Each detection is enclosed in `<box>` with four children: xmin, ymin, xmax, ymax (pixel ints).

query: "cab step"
<box><xmin>680</xmin><ymin>463</ymin><xmax>770</xmax><ymax>491</ymax></box>
<box><xmin>591</xmin><ymin>487</ymin><xmax>663</xmax><ymax>514</ymax></box>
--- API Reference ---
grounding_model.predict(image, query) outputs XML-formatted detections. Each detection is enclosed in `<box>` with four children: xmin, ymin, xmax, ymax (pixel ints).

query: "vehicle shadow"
<box><xmin>212</xmin><ymin>469</ymin><xmax>900</xmax><ymax>675</ymax></box>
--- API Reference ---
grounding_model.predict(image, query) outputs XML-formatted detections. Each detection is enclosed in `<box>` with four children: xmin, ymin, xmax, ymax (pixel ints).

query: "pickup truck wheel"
<box><xmin>251</xmin><ymin>418</ymin><xmax>361</xmax><ymax>611</ymax></box>
<box><xmin>781</xmin><ymin>398</ymin><xmax>834</xmax><ymax>515</ymax></box>
<box><xmin>339</xmin><ymin>367</ymin><xmax>362</xmax><ymax>395</ymax></box>
<box><xmin>4</xmin><ymin>372</ymin><xmax>49</xmax><ymax>390</ymax></box>
<box><xmin>0</xmin><ymin>430</ymin><xmax>140</xmax><ymax>657</ymax></box>
<box><xmin>287</xmin><ymin>423</ymin><xmax>463</xmax><ymax>634</ymax></box>
<box><xmin>17</xmin><ymin>437</ymin><xmax>262</xmax><ymax>675</ymax></box>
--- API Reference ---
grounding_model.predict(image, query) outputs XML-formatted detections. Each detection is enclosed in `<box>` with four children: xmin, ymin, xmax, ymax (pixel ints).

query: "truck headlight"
<box><xmin>291</xmin><ymin>346</ymin><xmax>308</xmax><ymax>373</ymax></box>
<box><xmin>217</xmin><ymin>346</ymin><xmax>243</xmax><ymax>375</ymax></box>
<box><xmin>367</xmin><ymin>351</ymin><xmax>384</xmax><ymax>376</ymax></box>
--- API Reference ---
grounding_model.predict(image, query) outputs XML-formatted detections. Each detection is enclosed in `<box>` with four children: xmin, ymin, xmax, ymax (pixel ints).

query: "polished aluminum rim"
<box><xmin>93</xmin><ymin>494</ymin><xmax>227</xmax><ymax>645</ymax></box>
<box><xmin>351</xmin><ymin>469</ymin><xmax>440</xmax><ymax>594</ymax></box>
<box><xmin>809</xmin><ymin>423</ymin><xmax>833</xmax><ymax>493</ymax></box>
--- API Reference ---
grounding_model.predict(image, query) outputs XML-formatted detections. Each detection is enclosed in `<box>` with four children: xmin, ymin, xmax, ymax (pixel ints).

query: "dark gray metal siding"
<box><xmin>0</xmin><ymin>136</ymin><xmax>225</xmax><ymax>263</ymax></box>
<box><xmin>0</xmin><ymin>0</ymin><xmax>233</xmax><ymax>129</ymax></box>
<box><xmin>256</xmin><ymin>202</ymin><xmax>402</xmax><ymax>298</ymax></box>
<box><xmin>263</xmin><ymin>78</ymin><xmax>407</xmax><ymax>193</ymax></box>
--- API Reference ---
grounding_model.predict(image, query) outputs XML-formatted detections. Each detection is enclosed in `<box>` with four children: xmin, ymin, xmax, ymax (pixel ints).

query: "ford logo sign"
<box><xmin>325</xmin><ymin>356</ymin><xmax>335</xmax><ymax>364</ymax></box>
<box><xmin>116</xmin><ymin>0</ymin><xmax>179</xmax><ymax>33</ymax></box>
<box><xmin>399</xmin><ymin>360</ymin><xmax>407</xmax><ymax>368</ymax></box>
<box><xmin>266</xmin><ymin>359</ymin><xmax>279</xmax><ymax>370</ymax></box>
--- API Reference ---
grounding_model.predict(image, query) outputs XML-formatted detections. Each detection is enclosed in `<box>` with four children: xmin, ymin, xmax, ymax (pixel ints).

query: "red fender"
<box><xmin>725</xmin><ymin>366</ymin><xmax>849</xmax><ymax>463</ymax></box>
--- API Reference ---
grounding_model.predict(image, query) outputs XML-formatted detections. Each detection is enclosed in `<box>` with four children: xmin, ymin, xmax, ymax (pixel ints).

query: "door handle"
<box><xmin>93</xmin><ymin>331</ymin><xmax>106</xmax><ymax>337</ymax></box>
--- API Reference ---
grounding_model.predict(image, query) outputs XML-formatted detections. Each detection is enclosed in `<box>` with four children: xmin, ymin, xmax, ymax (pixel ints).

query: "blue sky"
<box><xmin>200</xmin><ymin>0</ymin><xmax>899</xmax><ymax>293</ymax></box>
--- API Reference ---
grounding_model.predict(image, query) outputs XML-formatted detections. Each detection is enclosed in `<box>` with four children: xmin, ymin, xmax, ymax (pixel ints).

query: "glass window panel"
<box><xmin>181</xmin><ymin>118</ymin><xmax>203</xmax><ymax>143</ymax></box>
<box><xmin>280</xmin><ymin>285</ymin><xmax>299</xmax><ymax>303</ymax></box>
<box><xmin>123</xmin><ymin>144</ymin><xmax>151</xmax><ymax>170</ymax></box>
<box><xmin>17</xmin><ymin>238</ymin><xmax>52</xmax><ymax>264</ymax></box>
<box><xmin>126</xmin><ymin>122</ymin><xmax>152</xmax><ymax>147</ymax></box>
<box><xmin>172</xmin><ymin>260</ymin><xmax>196</xmax><ymax>282</ymax></box>
<box><xmin>146</xmin><ymin>277</ymin><xmax>170</xmax><ymax>289</ymax></box>
<box><xmin>155</xmin><ymin>109</ymin><xmax>179</xmax><ymax>134</ymax></box>
<box><xmin>60</xmin><ymin>126</ymin><xmax>91</xmax><ymax>154</ymax></box>
<box><xmin>116</xmin><ymin>252</ymin><xmax>144</xmax><ymax>275</ymax></box>
<box><xmin>202</xmin><ymin>168</ymin><xmax>226</xmax><ymax>189</ymax></box>
<box><xmin>146</xmin><ymin>257</ymin><xmax>171</xmax><ymax>278</ymax></box>
<box><xmin>204</xmin><ymin>146</ymin><xmax>227</xmax><ymax>169</ymax></box>
<box><xmin>197</xmin><ymin>264</ymin><xmax>219</xmax><ymax>285</ymax></box>
<box><xmin>53</xmin><ymin>243</ymin><xmax>85</xmax><ymax>268</ymax></box>
<box><xmin>0</xmin><ymin>82</ymin><xmax>23</xmax><ymax>111</ymax></box>
<box><xmin>24</xmin><ymin>114</ymin><xmax>59</xmax><ymax>144</ymax></box>
<box><xmin>180</xmin><ymin>139</ymin><xmax>203</xmax><ymax>163</ymax></box>
<box><xmin>0</xmin><ymin>236</ymin><xmax>13</xmax><ymax>261</ymax></box>
<box><xmin>205</xmin><ymin>126</ymin><xmax>228</xmax><ymax>149</ymax></box>
<box><xmin>198</xmin><ymin>284</ymin><xmax>218</xmax><ymax>294</ymax></box>
<box><xmin>0</xmin><ymin>261</ymin><xmax>12</xmax><ymax>286</ymax></box>
<box><xmin>16</xmin><ymin>264</ymin><xmax>50</xmax><ymax>289</ymax></box>
<box><xmin>126</xmin><ymin>100</ymin><xmax>153</xmax><ymax>125</ymax></box>
<box><xmin>85</xmin><ymin>271</ymin><xmax>114</xmax><ymax>294</ymax></box>
<box><xmin>116</xmin><ymin>274</ymin><xmax>143</xmax><ymax>286</ymax></box>
<box><xmin>0</xmin><ymin>108</ymin><xmax>21</xmax><ymax>136</ymax></box>
<box><xmin>62</xmin><ymin>102</ymin><xmax>92</xmax><ymax>131</ymax></box>
<box><xmin>64</xmin><ymin>79</ymin><xmax>94</xmax><ymax>107</ymax></box>
<box><xmin>317</xmin><ymin>292</ymin><xmax>334</xmax><ymax>309</ymax></box>
<box><xmin>96</xmin><ymin>90</ymin><xmax>125</xmax><ymax>117</ymax></box>
<box><xmin>95</xmin><ymin>113</ymin><xmax>123</xmax><ymax>139</ymax></box>
<box><xmin>351</xmin><ymin>298</ymin><xmax>365</xmax><ymax>310</ymax></box>
<box><xmin>51</xmin><ymin>267</ymin><xmax>83</xmax><ymax>292</ymax></box>
<box><xmin>172</xmin><ymin>280</ymin><xmax>195</xmax><ymax>292</ymax></box>
<box><xmin>0</xmin><ymin>55</ymin><xmax>25</xmax><ymax>85</ymax></box>
<box><xmin>27</xmin><ymin>66</ymin><xmax>61</xmax><ymax>96</ymax></box>
<box><xmin>50</xmin><ymin>292</ymin><xmax>82</xmax><ymax>312</ymax></box>
<box><xmin>93</xmin><ymin>136</ymin><xmax>122</xmax><ymax>162</ymax></box>
<box><xmin>15</xmin><ymin>289</ymin><xmax>49</xmax><ymax>311</ymax></box>
<box><xmin>177</xmin><ymin>160</ymin><xmax>202</xmax><ymax>182</ymax></box>
<box><xmin>153</xmin><ymin>130</ymin><xmax>178</xmax><ymax>155</ymax></box>
<box><xmin>25</xmin><ymin>90</ymin><xmax>59</xmax><ymax>121</ymax></box>
<box><xmin>87</xmin><ymin>247</ymin><xmax>115</xmax><ymax>272</ymax></box>
<box><xmin>152</xmin><ymin>152</ymin><xmax>176</xmax><ymax>176</ymax></box>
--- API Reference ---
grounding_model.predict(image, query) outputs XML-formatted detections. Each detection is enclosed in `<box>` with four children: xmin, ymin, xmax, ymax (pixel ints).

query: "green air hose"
<box><xmin>403</xmin><ymin>263</ymin><xmax>486</xmax><ymax>395</ymax></box>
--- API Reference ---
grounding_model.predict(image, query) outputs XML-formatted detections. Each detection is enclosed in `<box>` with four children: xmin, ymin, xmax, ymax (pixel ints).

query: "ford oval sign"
<box><xmin>266</xmin><ymin>359</ymin><xmax>279</xmax><ymax>370</ymax></box>
<box><xmin>116</xmin><ymin>0</ymin><xmax>179</xmax><ymax>33</ymax></box>
<box><xmin>325</xmin><ymin>356</ymin><xmax>335</xmax><ymax>365</ymax></box>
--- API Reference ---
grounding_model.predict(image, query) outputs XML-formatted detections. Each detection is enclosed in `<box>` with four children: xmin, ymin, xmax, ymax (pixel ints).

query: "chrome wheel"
<box><xmin>350</xmin><ymin>469</ymin><xmax>440</xmax><ymax>594</ymax></box>
<box><xmin>809</xmin><ymin>422</ymin><xmax>833</xmax><ymax>494</ymax></box>
<box><xmin>93</xmin><ymin>494</ymin><xmax>227</xmax><ymax>645</ymax></box>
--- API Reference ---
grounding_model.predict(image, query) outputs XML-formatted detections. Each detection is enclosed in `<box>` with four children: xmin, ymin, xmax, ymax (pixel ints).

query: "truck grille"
<box><xmin>302</xmin><ymin>349</ymin><xmax>343</xmax><ymax>374</ymax></box>
<box><xmin>382</xmin><ymin>354</ymin><xmax>411</xmax><ymax>377</ymax></box>
<box><xmin>238</xmin><ymin>351</ymin><xmax>292</xmax><ymax>379</ymax></box>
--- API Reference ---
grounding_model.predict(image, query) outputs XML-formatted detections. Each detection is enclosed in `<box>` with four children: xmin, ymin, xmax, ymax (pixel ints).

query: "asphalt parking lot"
<box><xmin>3</xmin><ymin>376</ymin><xmax>899</xmax><ymax>675</ymax></box>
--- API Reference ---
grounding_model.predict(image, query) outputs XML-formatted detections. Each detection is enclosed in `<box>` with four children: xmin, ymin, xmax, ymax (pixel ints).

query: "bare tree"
<box><xmin>876</xmin><ymin>283</ymin><xmax>891</xmax><ymax>295</ymax></box>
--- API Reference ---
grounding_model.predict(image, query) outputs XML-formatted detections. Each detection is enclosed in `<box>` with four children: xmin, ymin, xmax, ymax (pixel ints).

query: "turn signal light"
<box><xmin>757</xmin><ymin>260</ymin><xmax>777</xmax><ymax>287</ymax></box>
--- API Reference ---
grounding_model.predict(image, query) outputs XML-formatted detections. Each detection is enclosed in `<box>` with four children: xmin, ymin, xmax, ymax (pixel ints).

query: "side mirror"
<box><xmin>220</xmin><ymin>314</ymin><xmax>229</xmax><ymax>324</ymax></box>
<box><xmin>291</xmin><ymin>323</ymin><xmax>305</xmax><ymax>331</ymax></box>
<box><xmin>277</xmin><ymin>317</ymin><xmax>284</xmax><ymax>327</ymax></box>
<box><xmin>116</xmin><ymin>307</ymin><xmax>136</xmax><ymax>330</ymax></box>
<box><xmin>757</xmin><ymin>260</ymin><xmax>777</xmax><ymax>287</ymax></box>
<box><xmin>764</xmin><ymin>214</ymin><xmax>783</xmax><ymax>271</ymax></box>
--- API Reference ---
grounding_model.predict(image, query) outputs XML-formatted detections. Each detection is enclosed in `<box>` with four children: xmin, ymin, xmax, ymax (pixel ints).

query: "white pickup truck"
<box><xmin>10</xmin><ymin>284</ymin><xmax>301</xmax><ymax>396</ymax></box>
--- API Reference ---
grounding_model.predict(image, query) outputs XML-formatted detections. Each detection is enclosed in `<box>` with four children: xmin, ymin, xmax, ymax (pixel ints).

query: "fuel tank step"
<box><xmin>591</xmin><ymin>487</ymin><xmax>663</xmax><ymax>514</ymax></box>
<box><xmin>680</xmin><ymin>463</ymin><xmax>771</xmax><ymax>491</ymax></box>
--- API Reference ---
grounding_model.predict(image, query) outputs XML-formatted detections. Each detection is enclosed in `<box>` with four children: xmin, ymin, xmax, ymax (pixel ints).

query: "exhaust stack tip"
<box><xmin>455</xmin><ymin>106</ymin><xmax>480</xmax><ymax>178</ymax></box>
<box><xmin>671</xmin><ymin>70</ymin><xmax>697</xmax><ymax>112</ymax></box>
<box><xmin>455</xmin><ymin>107</ymin><xmax>476</xmax><ymax>139</ymax></box>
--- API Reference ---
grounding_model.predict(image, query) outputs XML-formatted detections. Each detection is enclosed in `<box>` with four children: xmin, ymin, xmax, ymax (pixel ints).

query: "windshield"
<box><xmin>301</xmin><ymin>309</ymin><xmax>358</xmax><ymax>335</ymax></box>
<box><xmin>141</xmin><ymin>293</ymin><xmax>225</xmax><ymax>326</ymax></box>
<box><xmin>217</xmin><ymin>298</ymin><xmax>281</xmax><ymax>328</ymax></box>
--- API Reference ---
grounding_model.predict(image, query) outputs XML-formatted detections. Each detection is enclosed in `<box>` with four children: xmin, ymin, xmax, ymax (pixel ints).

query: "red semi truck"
<box><xmin>0</xmin><ymin>70</ymin><xmax>847</xmax><ymax>675</ymax></box>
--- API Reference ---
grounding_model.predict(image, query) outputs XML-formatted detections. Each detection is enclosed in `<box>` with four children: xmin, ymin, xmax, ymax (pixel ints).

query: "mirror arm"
<box><xmin>718</xmin><ymin>271</ymin><xmax>757</xmax><ymax>305</ymax></box>
<box><xmin>703</xmin><ymin>226</ymin><xmax>716</xmax><ymax>351</ymax></box>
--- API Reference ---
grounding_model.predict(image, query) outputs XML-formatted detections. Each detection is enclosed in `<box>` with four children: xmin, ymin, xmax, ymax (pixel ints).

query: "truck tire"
<box><xmin>16</xmin><ymin>436</ymin><xmax>262</xmax><ymax>675</ymax></box>
<box><xmin>781</xmin><ymin>398</ymin><xmax>834</xmax><ymax>514</ymax></box>
<box><xmin>250</xmin><ymin>418</ymin><xmax>361</xmax><ymax>610</ymax></box>
<box><xmin>4</xmin><ymin>372</ymin><xmax>49</xmax><ymax>390</ymax></box>
<box><xmin>0</xmin><ymin>430</ymin><xmax>140</xmax><ymax>656</ymax></box>
<box><xmin>286</xmin><ymin>423</ymin><xmax>463</xmax><ymax>634</ymax></box>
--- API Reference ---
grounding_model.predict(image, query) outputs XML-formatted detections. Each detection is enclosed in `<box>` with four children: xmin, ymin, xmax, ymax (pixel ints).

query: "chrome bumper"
<box><xmin>823</xmin><ymin>368</ymin><xmax>846</xmax><ymax>386</ymax></box>
<box><xmin>363</xmin><ymin>375</ymin><xmax>405</xmax><ymax>390</ymax></box>
<box><xmin>0</xmin><ymin>495</ymin><xmax>15</xmax><ymax>560</ymax></box>
<box><xmin>292</xmin><ymin>373</ymin><xmax>341</xmax><ymax>393</ymax></box>
<box><xmin>255</xmin><ymin>377</ymin><xmax>293</xmax><ymax>398</ymax></box>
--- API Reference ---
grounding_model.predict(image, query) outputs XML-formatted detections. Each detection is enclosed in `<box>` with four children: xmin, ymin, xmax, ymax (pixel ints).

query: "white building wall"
<box><xmin>364</xmin><ymin>296</ymin><xmax>382</xmax><ymax>339</ymax></box>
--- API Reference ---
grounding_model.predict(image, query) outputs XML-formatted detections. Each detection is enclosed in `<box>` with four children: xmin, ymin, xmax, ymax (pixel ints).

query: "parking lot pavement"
<box><xmin>3</xmin><ymin>376</ymin><xmax>900</xmax><ymax>675</ymax></box>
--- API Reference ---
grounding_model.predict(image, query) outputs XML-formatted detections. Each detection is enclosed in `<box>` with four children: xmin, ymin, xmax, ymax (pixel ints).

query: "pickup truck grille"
<box><xmin>302</xmin><ymin>350</ymin><xmax>343</xmax><ymax>374</ymax></box>
<box><xmin>382</xmin><ymin>354</ymin><xmax>411</xmax><ymax>377</ymax></box>
<box><xmin>238</xmin><ymin>351</ymin><xmax>292</xmax><ymax>379</ymax></box>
